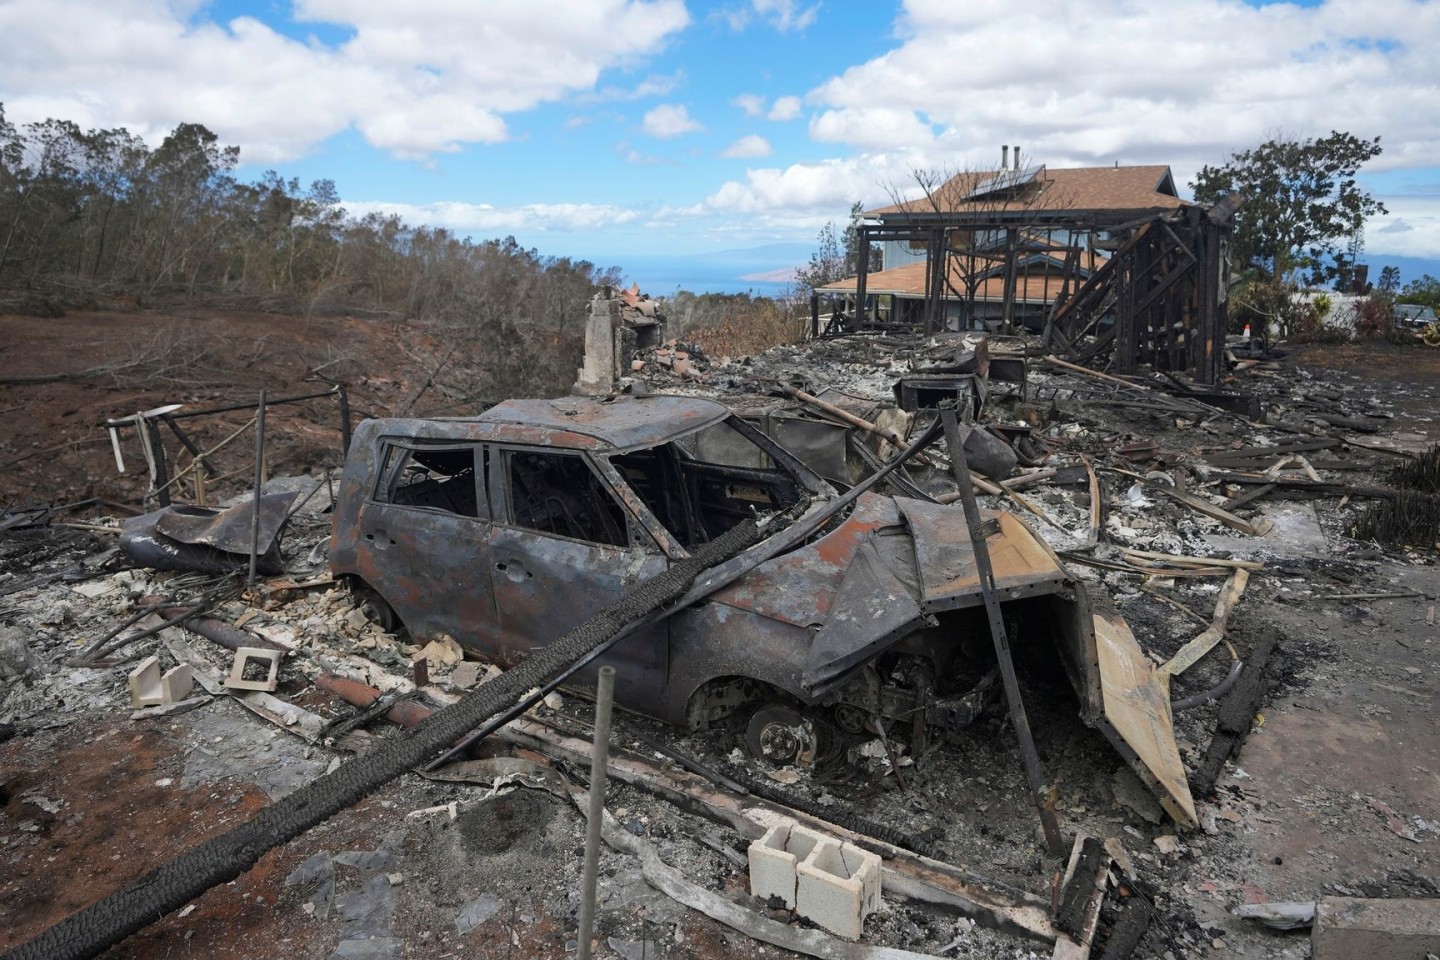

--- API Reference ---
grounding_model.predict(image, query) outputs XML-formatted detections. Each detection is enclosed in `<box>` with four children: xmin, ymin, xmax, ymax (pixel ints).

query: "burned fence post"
<box><xmin>248</xmin><ymin>390</ymin><xmax>267</xmax><ymax>590</ymax></box>
<box><xmin>336</xmin><ymin>385</ymin><xmax>352</xmax><ymax>460</ymax></box>
<box><xmin>577</xmin><ymin>665</ymin><xmax>617</xmax><ymax>960</ymax></box>
<box><xmin>940</xmin><ymin>407</ymin><xmax>1064</xmax><ymax>856</ymax></box>
<box><xmin>145</xmin><ymin>418</ymin><xmax>171</xmax><ymax>508</ymax></box>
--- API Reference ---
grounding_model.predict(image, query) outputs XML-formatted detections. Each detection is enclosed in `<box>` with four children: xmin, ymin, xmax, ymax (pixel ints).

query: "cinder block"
<box><xmin>1312</xmin><ymin>896</ymin><xmax>1440</xmax><ymax>960</ymax></box>
<box><xmin>795</xmin><ymin>838</ymin><xmax>883</xmax><ymax>940</ymax></box>
<box><xmin>160</xmin><ymin>663</ymin><xmax>193</xmax><ymax>703</ymax></box>
<box><xmin>747</xmin><ymin>820</ymin><xmax>825</xmax><ymax>908</ymax></box>
<box><xmin>128</xmin><ymin>656</ymin><xmax>162</xmax><ymax>707</ymax></box>
<box><xmin>129</xmin><ymin>657</ymin><xmax>194</xmax><ymax>707</ymax></box>
<box><xmin>225</xmin><ymin>646</ymin><xmax>281</xmax><ymax>691</ymax></box>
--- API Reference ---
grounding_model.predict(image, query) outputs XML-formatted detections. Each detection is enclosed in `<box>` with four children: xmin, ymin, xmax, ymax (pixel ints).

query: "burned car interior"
<box><xmin>612</xmin><ymin>418</ymin><xmax>808</xmax><ymax>549</ymax></box>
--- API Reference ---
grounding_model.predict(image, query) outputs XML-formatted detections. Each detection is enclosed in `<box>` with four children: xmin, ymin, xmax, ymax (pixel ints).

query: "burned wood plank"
<box><xmin>1221</xmin><ymin>482</ymin><xmax>1277</xmax><ymax>512</ymax></box>
<box><xmin>1193</xmin><ymin>626</ymin><xmax>1280</xmax><ymax>795</ymax></box>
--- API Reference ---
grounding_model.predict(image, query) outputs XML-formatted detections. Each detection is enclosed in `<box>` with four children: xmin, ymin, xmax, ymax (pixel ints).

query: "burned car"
<box><xmin>330</xmin><ymin>395</ymin><xmax>1192</xmax><ymax>820</ymax></box>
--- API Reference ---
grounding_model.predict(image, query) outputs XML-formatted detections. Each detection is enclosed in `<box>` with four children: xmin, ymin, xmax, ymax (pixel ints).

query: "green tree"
<box><xmin>796</xmin><ymin>218</ymin><xmax>845</xmax><ymax>293</ymax></box>
<box><xmin>1191</xmin><ymin>131</ymin><xmax>1386</xmax><ymax>285</ymax></box>
<box><xmin>1377</xmin><ymin>265</ymin><xmax>1401</xmax><ymax>299</ymax></box>
<box><xmin>1399</xmin><ymin>274</ymin><xmax>1440</xmax><ymax>312</ymax></box>
<box><xmin>842</xmin><ymin>200</ymin><xmax>880</xmax><ymax>276</ymax></box>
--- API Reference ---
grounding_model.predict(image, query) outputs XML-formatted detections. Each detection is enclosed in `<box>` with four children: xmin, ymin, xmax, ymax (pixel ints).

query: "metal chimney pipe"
<box><xmin>1013</xmin><ymin>145</ymin><xmax>1021</xmax><ymax>170</ymax></box>
<box><xmin>1001</xmin><ymin>145</ymin><xmax>1009</xmax><ymax>170</ymax></box>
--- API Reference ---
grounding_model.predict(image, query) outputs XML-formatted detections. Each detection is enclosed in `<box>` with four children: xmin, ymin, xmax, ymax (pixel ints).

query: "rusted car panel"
<box><xmin>121</xmin><ymin>492</ymin><xmax>297</xmax><ymax>575</ymax></box>
<box><xmin>331</xmin><ymin>394</ymin><xmax>1185</xmax><ymax>820</ymax></box>
<box><xmin>705</xmin><ymin>493</ymin><xmax>903</xmax><ymax>628</ymax></box>
<box><xmin>896</xmin><ymin>499</ymin><xmax>1076</xmax><ymax>610</ymax></box>
<box><xmin>476</xmin><ymin>395</ymin><xmax>727</xmax><ymax>451</ymax></box>
<box><xmin>803</xmin><ymin>538</ymin><xmax>931</xmax><ymax>691</ymax></box>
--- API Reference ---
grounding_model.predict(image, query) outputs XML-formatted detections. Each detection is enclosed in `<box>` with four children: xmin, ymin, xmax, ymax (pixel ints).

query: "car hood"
<box><xmin>706</xmin><ymin>491</ymin><xmax>1074</xmax><ymax>630</ymax></box>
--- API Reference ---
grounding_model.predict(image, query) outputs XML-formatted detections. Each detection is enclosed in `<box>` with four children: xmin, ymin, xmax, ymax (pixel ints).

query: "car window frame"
<box><xmin>489</xmin><ymin>444</ymin><xmax>662</xmax><ymax>553</ymax></box>
<box><xmin>370</xmin><ymin>439</ymin><xmax>489</xmax><ymax>521</ymax></box>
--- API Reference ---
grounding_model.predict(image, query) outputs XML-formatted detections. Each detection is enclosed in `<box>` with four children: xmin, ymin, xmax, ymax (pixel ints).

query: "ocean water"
<box><xmin>590</xmin><ymin>245</ymin><xmax>811</xmax><ymax>298</ymax></box>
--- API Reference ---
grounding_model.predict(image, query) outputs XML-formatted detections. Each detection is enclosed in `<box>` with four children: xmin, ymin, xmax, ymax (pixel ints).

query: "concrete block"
<box><xmin>747</xmin><ymin>820</ymin><xmax>825</xmax><ymax>908</ymax></box>
<box><xmin>1312</xmin><ymin>896</ymin><xmax>1440</xmax><ymax>960</ymax></box>
<box><xmin>225</xmin><ymin>646</ymin><xmax>281</xmax><ymax>691</ymax></box>
<box><xmin>128</xmin><ymin>656</ymin><xmax>162</xmax><ymax>707</ymax></box>
<box><xmin>129</xmin><ymin>656</ymin><xmax>194</xmax><ymax>707</ymax></box>
<box><xmin>795</xmin><ymin>838</ymin><xmax>883</xmax><ymax>940</ymax></box>
<box><xmin>160</xmin><ymin>663</ymin><xmax>193</xmax><ymax>703</ymax></box>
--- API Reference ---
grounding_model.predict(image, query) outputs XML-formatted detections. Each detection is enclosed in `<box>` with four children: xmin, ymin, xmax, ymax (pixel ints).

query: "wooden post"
<box><xmin>146</xmin><ymin>419</ymin><xmax>171</xmax><ymax>508</ymax></box>
<box><xmin>337</xmin><ymin>385</ymin><xmax>352</xmax><ymax>460</ymax></box>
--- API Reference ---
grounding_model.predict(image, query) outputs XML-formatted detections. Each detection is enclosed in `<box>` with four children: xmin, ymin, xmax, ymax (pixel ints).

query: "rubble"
<box><xmin>3</xmin><ymin>313</ymin><xmax>1440</xmax><ymax>960</ymax></box>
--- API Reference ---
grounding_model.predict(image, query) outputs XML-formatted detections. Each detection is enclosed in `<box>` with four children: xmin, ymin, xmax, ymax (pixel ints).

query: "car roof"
<box><xmin>403</xmin><ymin>395</ymin><xmax>731</xmax><ymax>451</ymax></box>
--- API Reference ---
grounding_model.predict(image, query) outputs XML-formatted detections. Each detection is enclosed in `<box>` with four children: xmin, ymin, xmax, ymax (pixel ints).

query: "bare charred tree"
<box><xmin>886</xmin><ymin>151</ymin><xmax>1076</xmax><ymax>332</ymax></box>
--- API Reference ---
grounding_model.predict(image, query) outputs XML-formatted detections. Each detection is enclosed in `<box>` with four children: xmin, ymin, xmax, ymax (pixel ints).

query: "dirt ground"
<box><xmin>2</xmin><ymin>312</ymin><xmax>1438</xmax><ymax>960</ymax></box>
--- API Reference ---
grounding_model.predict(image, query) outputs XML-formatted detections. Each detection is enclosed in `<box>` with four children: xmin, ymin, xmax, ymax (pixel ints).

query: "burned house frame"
<box><xmin>818</xmin><ymin>157</ymin><xmax>1236</xmax><ymax>382</ymax></box>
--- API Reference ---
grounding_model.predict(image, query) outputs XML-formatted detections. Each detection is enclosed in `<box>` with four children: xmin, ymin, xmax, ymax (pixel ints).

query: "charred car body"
<box><xmin>330</xmin><ymin>395</ymin><xmax>1192</xmax><ymax>822</ymax></box>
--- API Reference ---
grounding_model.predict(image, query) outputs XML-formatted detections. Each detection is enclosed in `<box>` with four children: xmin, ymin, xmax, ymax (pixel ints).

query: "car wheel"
<box><xmin>745</xmin><ymin>703</ymin><xmax>831</xmax><ymax>767</ymax></box>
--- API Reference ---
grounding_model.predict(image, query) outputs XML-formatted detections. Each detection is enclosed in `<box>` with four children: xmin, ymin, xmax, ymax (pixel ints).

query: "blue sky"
<box><xmin>2</xmin><ymin>0</ymin><xmax>1438</xmax><ymax>288</ymax></box>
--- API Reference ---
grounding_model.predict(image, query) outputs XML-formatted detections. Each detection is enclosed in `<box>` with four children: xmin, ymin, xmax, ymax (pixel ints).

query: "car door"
<box><xmin>487</xmin><ymin>445</ymin><xmax>669</xmax><ymax>706</ymax></box>
<box><xmin>356</xmin><ymin>440</ymin><xmax>501</xmax><ymax>647</ymax></box>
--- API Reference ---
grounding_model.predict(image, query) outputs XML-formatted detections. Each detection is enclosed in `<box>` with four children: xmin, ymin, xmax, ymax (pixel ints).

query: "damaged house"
<box><xmin>819</xmin><ymin>151</ymin><xmax>1234</xmax><ymax>382</ymax></box>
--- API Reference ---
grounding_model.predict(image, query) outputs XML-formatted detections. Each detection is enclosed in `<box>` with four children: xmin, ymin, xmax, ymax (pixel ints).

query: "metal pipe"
<box><xmin>1172</xmin><ymin>660</ymin><xmax>1245</xmax><ymax>712</ymax></box>
<box><xmin>248</xmin><ymin>390</ymin><xmax>267</xmax><ymax>589</ymax></box>
<box><xmin>577</xmin><ymin>665</ymin><xmax>616</xmax><ymax>960</ymax></box>
<box><xmin>941</xmin><ymin>407</ymin><xmax>1063</xmax><ymax>856</ymax></box>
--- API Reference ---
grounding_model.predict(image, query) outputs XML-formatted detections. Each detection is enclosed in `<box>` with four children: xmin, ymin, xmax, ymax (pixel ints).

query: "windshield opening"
<box><xmin>612</xmin><ymin>418</ymin><xmax>804</xmax><ymax>548</ymax></box>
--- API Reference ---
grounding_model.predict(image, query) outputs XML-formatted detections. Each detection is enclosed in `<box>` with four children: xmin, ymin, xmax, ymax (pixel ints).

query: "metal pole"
<box><xmin>337</xmin><ymin>385</ymin><xmax>352</xmax><ymax>460</ymax></box>
<box><xmin>247</xmin><ymin>390</ymin><xmax>267</xmax><ymax>589</ymax></box>
<box><xmin>940</xmin><ymin>408</ymin><xmax>1064</xmax><ymax>856</ymax></box>
<box><xmin>577</xmin><ymin>665</ymin><xmax>616</xmax><ymax>960</ymax></box>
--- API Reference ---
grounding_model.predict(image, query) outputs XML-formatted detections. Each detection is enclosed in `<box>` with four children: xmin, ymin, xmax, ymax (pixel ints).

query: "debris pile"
<box><xmin>3</xmin><ymin>322</ymin><xmax>1440</xmax><ymax>960</ymax></box>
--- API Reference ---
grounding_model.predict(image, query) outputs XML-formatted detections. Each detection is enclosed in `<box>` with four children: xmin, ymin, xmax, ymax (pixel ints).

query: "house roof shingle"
<box><xmin>866</xmin><ymin>165</ymin><xmax>1183</xmax><ymax>221</ymax></box>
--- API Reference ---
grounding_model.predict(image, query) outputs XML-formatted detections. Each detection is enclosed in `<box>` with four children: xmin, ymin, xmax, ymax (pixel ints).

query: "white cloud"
<box><xmin>719</xmin><ymin>0</ymin><xmax>819</xmax><ymax>33</ymax></box>
<box><xmin>706</xmin><ymin>151</ymin><xmax>926</xmax><ymax>215</ymax></box>
<box><xmin>642</xmin><ymin>103</ymin><xmax>702</xmax><ymax>138</ymax></box>
<box><xmin>343</xmin><ymin>199</ymin><xmax>642</xmax><ymax>233</ymax></box>
<box><xmin>1368</xmin><ymin>196</ymin><xmax>1440</xmax><ymax>259</ymax></box>
<box><xmin>802</xmin><ymin>0</ymin><xmax>1440</xmax><ymax>174</ymax></box>
<box><xmin>752</xmin><ymin>0</ymin><xmax>820</xmax><ymax>32</ymax></box>
<box><xmin>767</xmin><ymin>96</ymin><xmax>802</xmax><ymax>121</ymax></box>
<box><xmin>692</xmin><ymin>0</ymin><xmax>1440</xmax><ymax>236</ymax></box>
<box><xmin>721</xmin><ymin>134</ymin><xmax>772</xmax><ymax>158</ymax></box>
<box><xmin>810</xmin><ymin>107</ymin><xmax>935</xmax><ymax>149</ymax></box>
<box><xmin>574</xmin><ymin>70</ymin><xmax>684</xmax><ymax>104</ymax></box>
<box><xmin>0</xmin><ymin>0</ymin><xmax>690</xmax><ymax>162</ymax></box>
<box><xmin>733</xmin><ymin>93</ymin><xmax>767</xmax><ymax>117</ymax></box>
